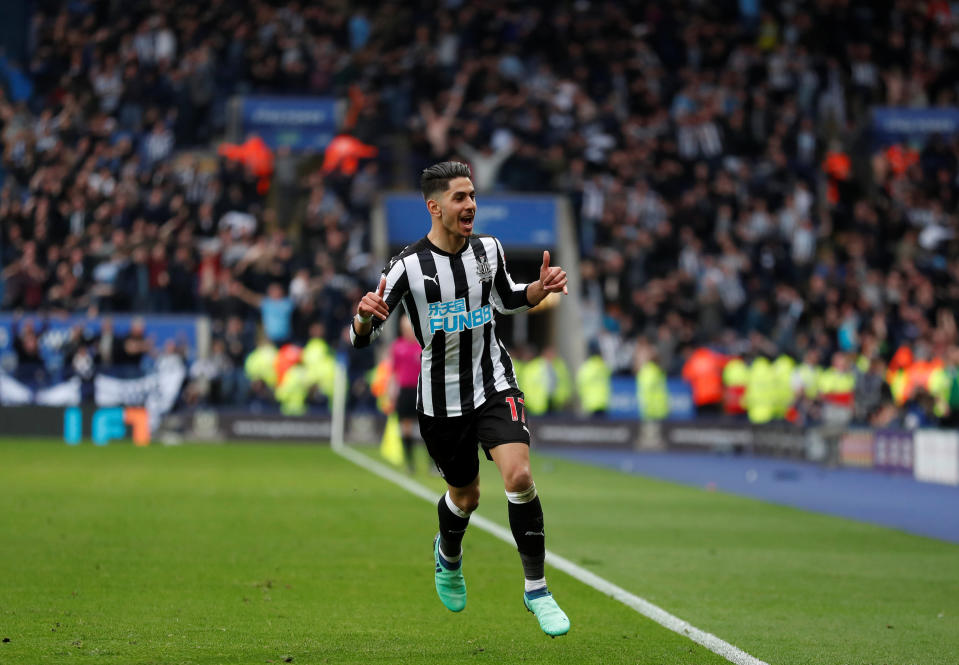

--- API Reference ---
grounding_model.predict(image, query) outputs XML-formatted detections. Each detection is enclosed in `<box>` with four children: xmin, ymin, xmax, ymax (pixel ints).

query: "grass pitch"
<box><xmin>0</xmin><ymin>439</ymin><xmax>957</xmax><ymax>665</ymax></box>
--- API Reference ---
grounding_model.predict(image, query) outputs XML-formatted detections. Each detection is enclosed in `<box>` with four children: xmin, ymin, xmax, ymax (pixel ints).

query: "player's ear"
<box><xmin>427</xmin><ymin>198</ymin><xmax>441</xmax><ymax>217</ymax></box>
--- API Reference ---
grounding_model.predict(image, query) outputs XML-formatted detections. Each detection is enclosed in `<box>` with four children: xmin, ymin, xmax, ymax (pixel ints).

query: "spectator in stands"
<box><xmin>0</xmin><ymin>0</ymin><xmax>957</xmax><ymax>432</ymax></box>
<box><xmin>1</xmin><ymin>242</ymin><xmax>46</xmax><ymax>310</ymax></box>
<box><xmin>217</xmin><ymin>316</ymin><xmax>254</xmax><ymax>405</ymax></box>
<box><xmin>12</xmin><ymin>318</ymin><xmax>45</xmax><ymax>385</ymax></box>
<box><xmin>117</xmin><ymin>317</ymin><xmax>152</xmax><ymax>377</ymax></box>
<box><xmin>230</xmin><ymin>280</ymin><xmax>295</xmax><ymax>347</ymax></box>
<box><xmin>185</xmin><ymin>338</ymin><xmax>233</xmax><ymax>406</ymax></box>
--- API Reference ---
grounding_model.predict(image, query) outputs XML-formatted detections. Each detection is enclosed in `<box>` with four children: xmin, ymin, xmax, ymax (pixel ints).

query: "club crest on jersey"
<box><xmin>428</xmin><ymin>297</ymin><xmax>493</xmax><ymax>334</ymax></box>
<box><xmin>475</xmin><ymin>254</ymin><xmax>493</xmax><ymax>282</ymax></box>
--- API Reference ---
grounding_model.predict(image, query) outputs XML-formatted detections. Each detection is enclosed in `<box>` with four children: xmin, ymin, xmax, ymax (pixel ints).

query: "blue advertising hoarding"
<box><xmin>239</xmin><ymin>96</ymin><xmax>338</xmax><ymax>151</ymax></box>
<box><xmin>871</xmin><ymin>107</ymin><xmax>959</xmax><ymax>146</ymax></box>
<box><xmin>384</xmin><ymin>194</ymin><xmax>556</xmax><ymax>248</ymax></box>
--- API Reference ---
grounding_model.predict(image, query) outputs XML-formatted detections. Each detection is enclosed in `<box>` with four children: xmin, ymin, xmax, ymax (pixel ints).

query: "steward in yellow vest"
<box><xmin>576</xmin><ymin>351</ymin><xmax>611</xmax><ymax>416</ymax></box>
<box><xmin>636</xmin><ymin>343</ymin><xmax>669</xmax><ymax>421</ymax></box>
<box><xmin>743</xmin><ymin>356</ymin><xmax>776</xmax><ymax>424</ymax></box>
<box><xmin>523</xmin><ymin>355</ymin><xmax>553</xmax><ymax>416</ymax></box>
<box><xmin>244</xmin><ymin>338</ymin><xmax>278</xmax><ymax>392</ymax></box>
<box><xmin>275</xmin><ymin>363</ymin><xmax>310</xmax><ymax>415</ymax></box>
<box><xmin>722</xmin><ymin>357</ymin><xmax>748</xmax><ymax>415</ymax></box>
<box><xmin>302</xmin><ymin>329</ymin><xmax>335</xmax><ymax>404</ymax></box>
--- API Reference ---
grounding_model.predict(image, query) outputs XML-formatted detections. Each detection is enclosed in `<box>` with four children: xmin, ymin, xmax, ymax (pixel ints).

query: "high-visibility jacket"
<box><xmin>511</xmin><ymin>358</ymin><xmax>527</xmax><ymax>394</ymax></box>
<box><xmin>274</xmin><ymin>344</ymin><xmax>302</xmax><ymax>387</ymax></box>
<box><xmin>906</xmin><ymin>359</ymin><xmax>942</xmax><ymax>402</ymax></box>
<box><xmin>819</xmin><ymin>368</ymin><xmax>855</xmax><ymax>406</ymax></box>
<box><xmin>886</xmin><ymin>346</ymin><xmax>914</xmax><ymax>390</ymax></box>
<box><xmin>522</xmin><ymin>357</ymin><xmax>553</xmax><ymax>416</ymax></box>
<box><xmin>682</xmin><ymin>347</ymin><xmax>727</xmax><ymax>407</ymax></box>
<box><xmin>722</xmin><ymin>357</ymin><xmax>748</xmax><ymax>414</ymax></box>
<box><xmin>743</xmin><ymin>357</ymin><xmax>776</xmax><ymax>424</ymax></box>
<box><xmin>888</xmin><ymin>368</ymin><xmax>909</xmax><ymax>406</ymax></box>
<box><xmin>244</xmin><ymin>344</ymin><xmax>278</xmax><ymax>387</ymax></box>
<box><xmin>303</xmin><ymin>337</ymin><xmax>335</xmax><ymax>399</ymax></box>
<box><xmin>275</xmin><ymin>364</ymin><xmax>309</xmax><ymax>415</ymax></box>
<box><xmin>369</xmin><ymin>359</ymin><xmax>393</xmax><ymax>413</ymax></box>
<box><xmin>576</xmin><ymin>355</ymin><xmax>611</xmax><ymax>414</ymax></box>
<box><xmin>771</xmin><ymin>355</ymin><xmax>797</xmax><ymax>417</ymax></box>
<box><xmin>637</xmin><ymin>361</ymin><xmax>669</xmax><ymax>421</ymax></box>
<box><xmin>549</xmin><ymin>357</ymin><xmax>573</xmax><ymax>411</ymax></box>
<box><xmin>928</xmin><ymin>367</ymin><xmax>952</xmax><ymax>418</ymax></box>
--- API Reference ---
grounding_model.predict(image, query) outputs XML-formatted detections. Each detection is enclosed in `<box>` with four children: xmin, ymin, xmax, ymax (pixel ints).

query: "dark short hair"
<box><xmin>420</xmin><ymin>161</ymin><xmax>471</xmax><ymax>200</ymax></box>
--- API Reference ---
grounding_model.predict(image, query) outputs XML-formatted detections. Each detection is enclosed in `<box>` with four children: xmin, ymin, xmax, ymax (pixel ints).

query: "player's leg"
<box><xmin>439</xmin><ymin>474</ymin><xmax>479</xmax><ymax>565</ymax></box>
<box><xmin>481</xmin><ymin>389</ymin><xmax>570</xmax><ymax>636</ymax></box>
<box><xmin>488</xmin><ymin>442</ymin><xmax>570</xmax><ymax>636</ymax></box>
<box><xmin>489</xmin><ymin>443</ymin><xmax>545</xmax><ymax>589</ymax></box>
<box><xmin>419</xmin><ymin>411</ymin><xmax>479</xmax><ymax>612</ymax></box>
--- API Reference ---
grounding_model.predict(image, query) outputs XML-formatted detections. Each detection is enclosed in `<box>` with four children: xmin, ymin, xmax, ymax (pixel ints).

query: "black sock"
<box><xmin>437</xmin><ymin>493</ymin><xmax>470</xmax><ymax>559</ymax></box>
<box><xmin>401</xmin><ymin>436</ymin><xmax>414</xmax><ymax>469</ymax></box>
<box><xmin>508</xmin><ymin>496</ymin><xmax>545</xmax><ymax>581</ymax></box>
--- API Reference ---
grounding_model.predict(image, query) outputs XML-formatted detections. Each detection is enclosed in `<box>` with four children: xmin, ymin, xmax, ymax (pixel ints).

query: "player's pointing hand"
<box><xmin>539</xmin><ymin>250</ymin><xmax>568</xmax><ymax>296</ymax></box>
<box><xmin>358</xmin><ymin>276</ymin><xmax>390</xmax><ymax>322</ymax></box>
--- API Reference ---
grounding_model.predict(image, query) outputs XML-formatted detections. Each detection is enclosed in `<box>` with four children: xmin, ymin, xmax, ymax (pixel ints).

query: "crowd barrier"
<box><xmin>2</xmin><ymin>406</ymin><xmax>956</xmax><ymax>488</ymax></box>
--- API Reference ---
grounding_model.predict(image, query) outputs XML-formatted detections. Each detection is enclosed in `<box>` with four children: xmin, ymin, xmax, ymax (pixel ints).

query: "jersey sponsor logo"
<box><xmin>428</xmin><ymin>298</ymin><xmax>493</xmax><ymax>334</ymax></box>
<box><xmin>475</xmin><ymin>254</ymin><xmax>493</xmax><ymax>282</ymax></box>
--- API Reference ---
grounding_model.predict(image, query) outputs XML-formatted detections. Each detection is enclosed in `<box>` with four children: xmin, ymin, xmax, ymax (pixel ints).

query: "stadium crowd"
<box><xmin>2</xmin><ymin>0</ymin><xmax>959</xmax><ymax>426</ymax></box>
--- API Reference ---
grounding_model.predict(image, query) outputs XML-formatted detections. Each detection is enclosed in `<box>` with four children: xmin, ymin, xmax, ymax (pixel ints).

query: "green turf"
<box><xmin>0</xmin><ymin>439</ymin><xmax>956</xmax><ymax>665</ymax></box>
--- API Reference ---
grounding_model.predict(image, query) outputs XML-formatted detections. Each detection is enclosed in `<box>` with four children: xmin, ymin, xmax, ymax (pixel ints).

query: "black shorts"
<box><xmin>417</xmin><ymin>388</ymin><xmax>531</xmax><ymax>488</ymax></box>
<box><xmin>396</xmin><ymin>386</ymin><xmax>418</xmax><ymax>418</ymax></box>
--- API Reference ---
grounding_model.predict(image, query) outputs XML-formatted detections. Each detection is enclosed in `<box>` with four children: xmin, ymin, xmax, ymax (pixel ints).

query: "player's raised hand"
<box><xmin>358</xmin><ymin>277</ymin><xmax>390</xmax><ymax>321</ymax></box>
<box><xmin>539</xmin><ymin>250</ymin><xmax>568</xmax><ymax>295</ymax></box>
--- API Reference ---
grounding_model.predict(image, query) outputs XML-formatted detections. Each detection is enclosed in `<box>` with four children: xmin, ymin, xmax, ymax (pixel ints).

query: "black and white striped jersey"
<box><xmin>350</xmin><ymin>234</ymin><xmax>531</xmax><ymax>417</ymax></box>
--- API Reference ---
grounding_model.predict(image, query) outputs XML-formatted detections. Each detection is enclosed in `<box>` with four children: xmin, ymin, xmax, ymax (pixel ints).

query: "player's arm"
<box><xmin>489</xmin><ymin>238</ymin><xmax>533</xmax><ymax>314</ymax></box>
<box><xmin>229</xmin><ymin>279</ymin><xmax>263</xmax><ymax>308</ymax></box>
<box><xmin>492</xmin><ymin>240</ymin><xmax>567</xmax><ymax>312</ymax></box>
<box><xmin>350</xmin><ymin>260</ymin><xmax>408</xmax><ymax>348</ymax></box>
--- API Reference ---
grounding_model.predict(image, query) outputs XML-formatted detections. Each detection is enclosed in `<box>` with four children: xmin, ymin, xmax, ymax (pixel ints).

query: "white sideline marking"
<box><xmin>333</xmin><ymin>444</ymin><xmax>770</xmax><ymax>665</ymax></box>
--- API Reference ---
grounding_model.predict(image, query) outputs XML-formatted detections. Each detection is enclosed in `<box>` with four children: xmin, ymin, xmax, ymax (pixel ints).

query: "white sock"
<box><xmin>524</xmin><ymin>577</ymin><xmax>547</xmax><ymax>593</ymax></box>
<box><xmin>505</xmin><ymin>483</ymin><xmax>538</xmax><ymax>504</ymax></box>
<box><xmin>439</xmin><ymin>543</ymin><xmax>462</xmax><ymax>564</ymax></box>
<box><xmin>444</xmin><ymin>491</ymin><xmax>470</xmax><ymax>518</ymax></box>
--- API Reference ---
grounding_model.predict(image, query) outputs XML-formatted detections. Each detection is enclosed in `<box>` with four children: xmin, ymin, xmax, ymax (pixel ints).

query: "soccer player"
<box><xmin>348</xmin><ymin>161</ymin><xmax>570</xmax><ymax>637</ymax></box>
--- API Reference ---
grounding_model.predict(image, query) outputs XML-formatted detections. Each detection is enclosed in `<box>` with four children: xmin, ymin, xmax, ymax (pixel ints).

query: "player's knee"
<box><xmin>452</xmin><ymin>486</ymin><xmax>480</xmax><ymax>513</ymax></box>
<box><xmin>460</xmin><ymin>493</ymin><xmax>480</xmax><ymax>514</ymax></box>
<box><xmin>504</xmin><ymin>466</ymin><xmax>533</xmax><ymax>493</ymax></box>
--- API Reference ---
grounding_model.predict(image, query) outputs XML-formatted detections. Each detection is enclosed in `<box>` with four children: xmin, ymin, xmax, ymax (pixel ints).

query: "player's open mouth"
<box><xmin>460</xmin><ymin>216</ymin><xmax>473</xmax><ymax>229</ymax></box>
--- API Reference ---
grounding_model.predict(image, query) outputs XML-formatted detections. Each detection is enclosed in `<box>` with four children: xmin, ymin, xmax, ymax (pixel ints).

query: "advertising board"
<box><xmin>239</xmin><ymin>96</ymin><xmax>338</xmax><ymax>151</ymax></box>
<box><xmin>839</xmin><ymin>430</ymin><xmax>875</xmax><ymax>467</ymax></box>
<box><xmin>913</xmin><ymin>429</ymin><xmax>959</xmax><ymax>486</ymax></box>
<box><xmin>384</xmin><ymin>194</ymin><xmax>556</xmax><ymax>248</ymax></box>
<box><xmin>873</xmin><ymin>429</ymin><xmax>913</xmax><ymax>473</ymax></box>
<box><xmin>871</xmin><ymin>107</ymin><xmax>959</xmax><ymax>146</ymax></box>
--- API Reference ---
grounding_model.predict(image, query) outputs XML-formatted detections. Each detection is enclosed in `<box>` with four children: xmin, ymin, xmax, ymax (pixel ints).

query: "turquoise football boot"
<box><xmin>524</xmin><ymin>588</ymin><xmax>570</xmax><ymax>637</ymax></box>
<box><xmin>433</xmin><ymin>534</ymin><xmax>466</xmax><ymax>612</ymax></box>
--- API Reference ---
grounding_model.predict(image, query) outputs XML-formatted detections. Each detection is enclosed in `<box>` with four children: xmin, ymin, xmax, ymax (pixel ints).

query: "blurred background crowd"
<box><xmin>2</xmin><ymin>0</ymin><xmax>959</xmax><ymax>429</ymax></box>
